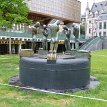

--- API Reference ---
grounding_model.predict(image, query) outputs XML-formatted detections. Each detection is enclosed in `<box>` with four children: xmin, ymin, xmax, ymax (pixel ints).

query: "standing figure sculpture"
<box><xmin>42</xmin><ymin>25</ymin><xmax>48</xmax><ymax>50</ymax></box>
<box><xmin>48</xmin><ymin>22</ymin><xmax>60</xmax><ymax>54</ymax></box>
<box><xmin>31</xmin><ymin>22</ymin><xmax>40</xmax><ymax>51</ymax></box>
<box><xmin>63</xmin><ymin>26</ymin><xmax>71</xmax><ymax>51</ymax></box>
<box><xmin>73</xmin><ymin>25</ymin><xmax>79</xmax><ymax>50</ymax></box>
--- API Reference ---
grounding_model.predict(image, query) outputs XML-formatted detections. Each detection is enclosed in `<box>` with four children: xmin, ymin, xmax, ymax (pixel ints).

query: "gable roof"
<box><xmin>91</xmin><ymin>1</ymin><xmax>107</xmax><ymax>13</ymax></box>
<box><xmin>98</xmin><ymin>13</ymin><xmax>107</xmax><ymax>20</ymax></box>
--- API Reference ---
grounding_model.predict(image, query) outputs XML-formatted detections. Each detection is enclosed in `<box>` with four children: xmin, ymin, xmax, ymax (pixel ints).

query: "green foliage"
<box><xmin>0</xmin><ymin>19</ymin><xmax>11</xmax><ymax>28</ymax></box>
<box><xmin>0</xmin><ymin>0</ymin><xmax>32</xmax><ymax>28</ymax></box>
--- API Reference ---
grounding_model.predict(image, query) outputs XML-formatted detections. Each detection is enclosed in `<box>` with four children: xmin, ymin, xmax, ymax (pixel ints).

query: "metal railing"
<box><xmin>0</xmin><ymin>31</ymin><xmax>32</xmax><ymax>38</ymax></box>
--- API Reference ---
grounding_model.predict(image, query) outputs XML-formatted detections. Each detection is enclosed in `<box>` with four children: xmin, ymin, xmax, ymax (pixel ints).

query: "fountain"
<box><xmin>18</xmin><ymin>21</ymin><xmax>91</xmax><ymax>91</ymax></box>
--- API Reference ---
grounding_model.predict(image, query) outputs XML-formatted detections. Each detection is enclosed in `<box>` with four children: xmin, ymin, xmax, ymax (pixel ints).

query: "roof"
<box><xmin>98</xmin><ymin>13</ymin><xmax>107</xmax><ymax>20</ymax></box>
<box><xmin>81</xmin><ymin>14</ymin><xmax>86</xmax><ymax>19</ymax></box>
<box><xmin>91</xmin><ymin>1</ymin><xmax>107</xmax><ymax>13</ymax></box>
<box><xmin>0</xmin><ymin>31</ymin><xmax>32</xmax><ymax>38</ymax></box>
<box><xmin>0</xmin><ymin>31</ymin><xmax>86</xmax><ymax>42</ymax></box>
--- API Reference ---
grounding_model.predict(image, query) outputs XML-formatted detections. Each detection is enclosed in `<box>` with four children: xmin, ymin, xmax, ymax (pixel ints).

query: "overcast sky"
<box><xmin>79</xmin><ymin>0</ymin><xmax>103</xmax><ymax>14</ymax></box>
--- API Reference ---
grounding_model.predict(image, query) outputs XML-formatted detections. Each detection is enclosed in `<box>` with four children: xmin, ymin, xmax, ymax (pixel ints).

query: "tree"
<box><xmin>0</xmin><ymin>0</ymin><xmax>32</xmax><ymax>28</ymax></box>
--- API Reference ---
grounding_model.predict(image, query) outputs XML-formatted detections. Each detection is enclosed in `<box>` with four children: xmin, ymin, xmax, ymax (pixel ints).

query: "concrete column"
<box><xmin>79</xmin><ymin>24</ymin><xmax>81</xmax><ymax>38</ymax></box>
<box><xmin>72</xmin><ymin>43</ymin><xmax>75</xmax><ymax>49</ymax></box>
<box><xmin>18</xmin><ymin>44</ymin><xmax>22</xmax><ymax>53</ymax></box>
<box><xmin>20</xmin><ymin>24</ymin><xmax>21</xmax><ymax>30</ymax></box>
<box><xmin>16</xmin><ymin>24</ymin><xmax>18</xmax><ymax>30</ymax></box>
<box><xmin>9</xmin><ymin>37</ymin><xmax>11</xmax><ymax>54</ymax></box>
<box><xmin>75</xmin><ymin>41</ymin><xmax>79</xmax><ymax>50</ymax></box>
<box><xmin>12</xmin><ymin>45</ymin><xmax>15</xmax><ymax>54</ymax></box>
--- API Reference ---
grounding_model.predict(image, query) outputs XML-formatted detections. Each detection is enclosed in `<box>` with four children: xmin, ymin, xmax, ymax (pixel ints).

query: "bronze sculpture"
<box><xmin>31</xmin><ymin>22</ymin><xmax>40</xmax><ymax>51</ymax></box>
<box><xmin>48</xmin><ymin>21</ymin><xmax>60</xmax><ymax>54</ymax></box>
<box><xmin>63</xmin><ymin>26</ymin><xmax>71</xmax><ymax>51</ymax></box>
<box><xmin>31</xmin><ymin>21</ymin><xmax>80</xmax><ymax>54</ymax></box>
<box><xmin>42</xmin><ymin>25</ymin><xmax>48</xmax><ymax>50</ymax></box>
<box><xmin>73</xmin><ymin>25</ymin><xmax>79</xmax><ymax>50</ymax></box>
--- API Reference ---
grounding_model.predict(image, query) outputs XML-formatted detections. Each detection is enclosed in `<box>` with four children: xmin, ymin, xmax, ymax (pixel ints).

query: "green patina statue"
<box><xmin>42</xmin><ymin>24</ymin><xmax>48</xmax><ymax>50</ymax></box>
<box><xmin>73</xmin><ymin>25</ymin><xmax>79</xmax><ymax>50</ymax></box>
<box><xmin>63</xmin><ymin>26</ymin><xmax>71</xmax><ymax>51</ymax></box>
<box><xmin>48</xmin><ymin>22</ymin><xmax>60</xmax><ymax>53</ymax></box>
<box><xmin>31</xmin><ymin>21</ymin><xmax>78</xmax><ymax>54</ymax></box>
<box><xmin>31</xmin><ymin>22</ymin><xmax>40</xmax><ymax>51</ymax></box>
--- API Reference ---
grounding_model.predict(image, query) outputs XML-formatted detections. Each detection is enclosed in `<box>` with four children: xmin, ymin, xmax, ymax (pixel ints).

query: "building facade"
<box><xmin>85</xmin><ymin>1</ymin><xmax>107</xmax><ymax>38</ymax></box>
<box><xmin>27</xmin><ymin>0</ymin><xmax>81</xmax><ymax>24</ymax></box>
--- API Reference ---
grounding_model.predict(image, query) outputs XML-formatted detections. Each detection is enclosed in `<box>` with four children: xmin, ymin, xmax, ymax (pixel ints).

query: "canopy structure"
<box><xmin>27</xmin><ymin>0</ymin><xmax>81</xmax><ymax>24</ymax></box>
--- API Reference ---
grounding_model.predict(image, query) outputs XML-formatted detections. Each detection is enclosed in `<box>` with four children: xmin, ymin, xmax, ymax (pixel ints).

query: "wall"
<box><xmin>27</xmin><ymin>0</ymin><xmax>81</xmax><ymax>22</ymax></box>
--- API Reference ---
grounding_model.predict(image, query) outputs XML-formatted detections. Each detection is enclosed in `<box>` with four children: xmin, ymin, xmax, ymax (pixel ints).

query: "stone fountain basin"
<box><xmin>19</xmin><ymin>56</ymin><xmax>90</xmax><ymax>91</ymax></box>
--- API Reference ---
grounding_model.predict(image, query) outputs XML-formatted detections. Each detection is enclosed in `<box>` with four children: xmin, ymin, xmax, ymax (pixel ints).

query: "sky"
<box><xmin>79</xmin><ymin>0</ymin><xmax>103</xmax><ymax>14</ymax></box>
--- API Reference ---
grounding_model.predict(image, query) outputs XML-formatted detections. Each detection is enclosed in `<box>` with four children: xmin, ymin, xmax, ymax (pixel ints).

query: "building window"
<box><xmin>89</xmin><ymin>28</ymin><xmax>91</xmax><ymax>34</ymax></box>
<box><xmin>89</xmin><ymin>21</ymin><xmax>91</xmax><ymax>23</ymax></box>
<box><xmin>103</xmin><ymin>32</ymin><xmax>106</xmax><ymax>36</ymax></box>
<box><xmin>104</xmin><ymin>22</ymin><xmax>106</xmax><ymax>29</ymax></box>
<box><xmin>95</xmin><ymin>5</ymin><xmax>97</xmax><ymax>7</ymax></box>
<box><xmin>99</xmin><ymin>32</ymin><xmax>102</xmax><ymax>36</ymax></box>
<box><xmin>99</xmin><ymin>22</ymin><xmax>102</xmax><ymax>29</ymax></box>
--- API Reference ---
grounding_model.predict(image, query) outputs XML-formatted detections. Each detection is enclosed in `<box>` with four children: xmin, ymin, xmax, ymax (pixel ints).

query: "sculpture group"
<box><xmin>31</xmin><ymin>21</ymin><xmax>79</xmax><ymax>54</ymax></box>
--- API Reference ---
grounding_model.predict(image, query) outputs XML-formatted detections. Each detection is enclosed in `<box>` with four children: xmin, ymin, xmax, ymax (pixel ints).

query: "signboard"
<box><xmin>0</xmin><ymin>40</ymin><xmax>26</xmax><ymax>44</ymax></box>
